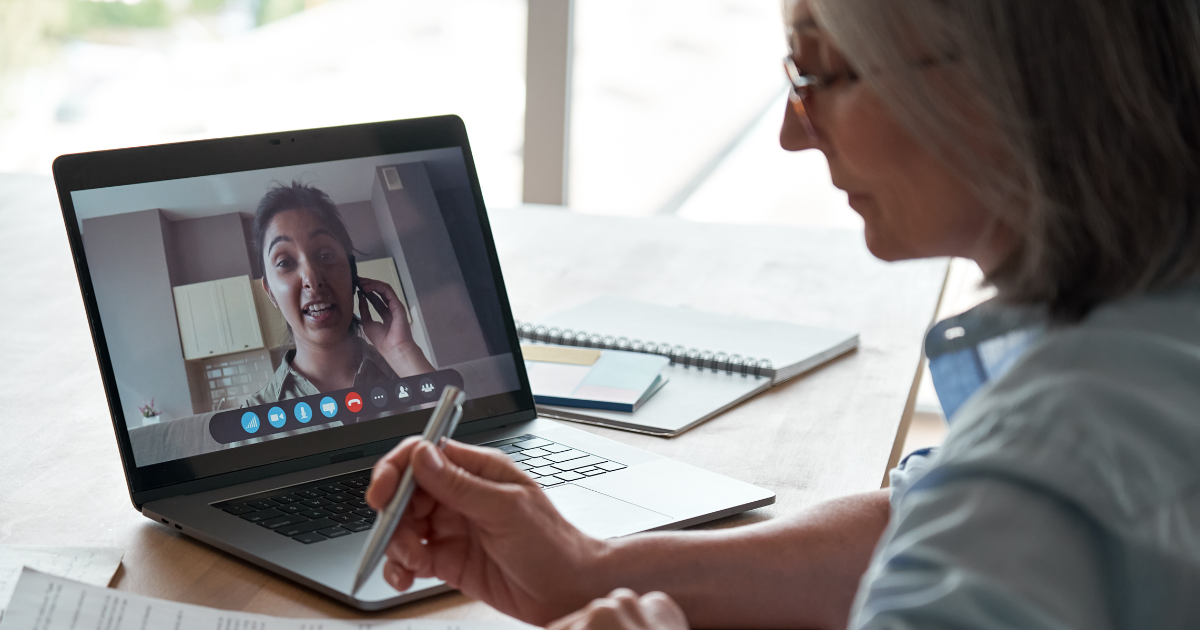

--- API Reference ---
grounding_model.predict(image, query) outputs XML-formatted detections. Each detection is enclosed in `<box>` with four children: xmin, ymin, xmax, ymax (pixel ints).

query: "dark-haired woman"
<box><xmin>243</xmin><ymin>182</ymin><xmax>433</xmax><ymax>407</ymax></box>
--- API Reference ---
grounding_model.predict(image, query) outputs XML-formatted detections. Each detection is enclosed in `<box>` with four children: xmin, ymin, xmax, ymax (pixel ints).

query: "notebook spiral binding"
<box><xmin>515</xmin><ymin>321</ymin><xmax>773</xmax><ymax>379</ymax></box>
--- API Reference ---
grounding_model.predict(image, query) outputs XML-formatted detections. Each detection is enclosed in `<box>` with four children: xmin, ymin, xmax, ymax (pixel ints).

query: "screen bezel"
<box><xmin>52</xmin><ymin>115</ymin><xmax>535</xmax><ymax>502</ymax></box>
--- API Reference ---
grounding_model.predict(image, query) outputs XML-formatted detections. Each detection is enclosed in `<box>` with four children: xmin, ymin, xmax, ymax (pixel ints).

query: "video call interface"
<box><xmin>71</xmin><ymin>148</ymin><xmax>521</xmax><ymax>468</ymax></box>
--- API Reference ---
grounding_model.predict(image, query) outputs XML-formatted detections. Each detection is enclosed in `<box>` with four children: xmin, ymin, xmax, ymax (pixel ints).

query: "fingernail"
<box><xmin>383</xmin><ymin>562</ymin><xmax>399</xmax><ymax>586</ymax></box>
<box><xmin>421</xmin><ymin>445</ymin><xmax>444</xmax><ymax>470</ymax></box>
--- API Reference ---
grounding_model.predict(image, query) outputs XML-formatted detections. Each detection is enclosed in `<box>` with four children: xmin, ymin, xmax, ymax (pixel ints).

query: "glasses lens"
<box><xmin>788</xmin><ymin>87</ymin><xmax>805</xmax><ymax>115</ymax></box>
<box><xmin>788</xmin><ymin>88</ymin><xmax>817</xmax><ymax>140</ymax></box>
<box><xmin>783</xmin><ymin>56</ymin><xmax>818</xmax><ymax>141</ymax></box>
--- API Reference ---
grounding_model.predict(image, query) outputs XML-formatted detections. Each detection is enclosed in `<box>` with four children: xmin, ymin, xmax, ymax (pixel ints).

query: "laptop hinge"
<box><xmin>130</xmin><ymin>409</ymin><xmax>535</xmax><ymax>508</ymax></box>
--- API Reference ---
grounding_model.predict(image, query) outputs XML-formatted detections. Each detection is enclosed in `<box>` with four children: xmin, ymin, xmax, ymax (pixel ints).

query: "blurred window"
<box><xmin>0</xmin><ymin>0</ymin><xmax>797</xmax><ymax>216</ymax></box>
<box><xmin>569</xmin><ymin>0</ymin><xmax>787</xmax><ymax>216</ymax></box>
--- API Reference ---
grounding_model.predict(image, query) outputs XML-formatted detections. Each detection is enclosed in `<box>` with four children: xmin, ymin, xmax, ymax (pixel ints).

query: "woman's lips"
<box><xmin>847</xmin><ymin>192</ymin><xmax>872</xmax><ymax>209</ymax></box>
<box><xmin>302</xmin><ymin>301</ymin><xmax>338</xmax><ymax>325</ymax></box>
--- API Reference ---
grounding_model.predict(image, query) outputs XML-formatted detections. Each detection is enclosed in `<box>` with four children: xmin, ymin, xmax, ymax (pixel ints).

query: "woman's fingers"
<box><xmin>362</xmin><ymin>279</ymin><xmax>406</xmax><ymax>318</ymax></box>
<box><xmin>548</xmin><ymin>590</ymin><xmax>639</xmax><ymax>630</ymax></box>
<box><xmin>356</xmin><ymin>277</ymin><xmax>395</xmax><ymax>324</ymax></box>
<box><xmin>385</xmin><ymin>519</ymin><xmax>435</xmax><ymax>574</ymax></box>
<box><xmin>409</xmin><ymin>442</ymin><xmax>530</xmax><ymax>525</ymax></box>
<box><xmin>383</xmin><ymin>559</ymin><xmax>416</xmax><ymax>591</ymax></box>
<box><xmin>370</xmin><ymin>438</ymin><xmax>532</xmax><ymax>530</ymax></box>
<box><xmin>366</xmin><ymin>435</ymin><xmax>422</xmax><ymax>509</ymax></box>
<box><xmin>639</xmin><ymin>592</ymin><xmax>689</xmax><ymax>629</ymax></box>
<box><xmin>547</xmin><ymin>590</ymin><xmax>688</xmax><ymax>630</ymax></box>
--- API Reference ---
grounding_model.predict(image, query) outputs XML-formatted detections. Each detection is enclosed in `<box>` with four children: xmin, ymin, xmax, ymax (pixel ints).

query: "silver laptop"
<box><xmin>52</xmin><ymin>116</ymin><xmax>774</xmax><ymax>610</ymax></box>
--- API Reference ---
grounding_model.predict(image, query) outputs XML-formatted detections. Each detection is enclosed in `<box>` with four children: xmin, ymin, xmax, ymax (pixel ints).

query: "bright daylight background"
<box><xmin>0</xmin><ymin>0</ymin><xmax>982</xmax><ymax>440</ymax></box>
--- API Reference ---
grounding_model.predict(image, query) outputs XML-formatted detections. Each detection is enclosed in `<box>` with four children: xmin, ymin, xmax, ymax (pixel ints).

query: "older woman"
<box><xmin>366</xmin><ymin>1</ymin><xmax>1200</xmax><ymax>628</ymax></box>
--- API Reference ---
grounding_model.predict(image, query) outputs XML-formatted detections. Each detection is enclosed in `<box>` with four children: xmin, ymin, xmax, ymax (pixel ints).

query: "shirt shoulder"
<box><xmin>857</xmin><ymin>287</ymin><xmax>1200</xmax><ymax>630</ymax></box>
<box><xmin>937</xmin><ymin>285</ymin><xmax>1200</xmax><ymax>519</ymax></box>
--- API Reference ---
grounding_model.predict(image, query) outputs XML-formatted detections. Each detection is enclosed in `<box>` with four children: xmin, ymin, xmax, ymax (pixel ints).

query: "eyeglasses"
<box><xmin>783</xmin><ymin>53</ymin><xmax>954</xmax><ymax>141</ymax></box>
<box><xmin>782</xmin><ymin>55</ymin><xmax>858</xmax><ymax>141</ymax></box>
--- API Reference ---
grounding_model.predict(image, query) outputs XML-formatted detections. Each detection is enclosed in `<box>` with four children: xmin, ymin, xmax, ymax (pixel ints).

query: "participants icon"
<box><xmin>268</xmin><ymin>406</ymin><xmax>286</xmax><ymax>428</ymax></box>
<box><xmin>419</xmin><ymin>378</ymin><xmax>436</xmax><ymax>397</ymax></box>
<box><xmin>320</xmin><ymin>396</ymin><xmax>338</xmax><ymax>418</ymax></box>
<box><xmin>345</xmin><ymin>391</ymin><xmax>363</xmax><ymax>413</ymax></box>
<box><xmin>294</xmin><ymin>401</ymin><xmax>312</xmax><ymax>424</ymax></box>
<box><xmin>241</xmin><ymin>411</ymin><xmax>260</xmax><ymax>434</ymax></box>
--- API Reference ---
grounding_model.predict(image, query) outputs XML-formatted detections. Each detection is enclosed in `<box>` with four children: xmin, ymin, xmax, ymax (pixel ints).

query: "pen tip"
<box><xmin>352</xmin><ymin>572</ymin><xmax>367</xmax><ymax>595</ymax></box>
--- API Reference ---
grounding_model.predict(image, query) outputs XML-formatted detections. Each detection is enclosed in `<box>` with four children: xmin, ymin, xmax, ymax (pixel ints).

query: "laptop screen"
<box><xmin>67</xmin><ymin>145</ymin><xmax>525</xmax><ymax>472</ymax></box>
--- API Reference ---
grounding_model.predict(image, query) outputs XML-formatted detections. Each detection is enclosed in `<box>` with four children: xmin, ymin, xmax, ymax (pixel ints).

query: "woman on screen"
<box><xmin>242</xmin><ymin>182</ymin><xmax>434</xmax><ymax>407</ymax></box>
<box><xmin>365</xmin><ymin>1</ymin><xmax>1200</xmax><ymax>629</ymax></box>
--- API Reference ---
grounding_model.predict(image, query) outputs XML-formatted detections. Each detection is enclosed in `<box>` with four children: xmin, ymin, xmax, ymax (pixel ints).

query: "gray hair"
<box><xmin>796</xmin><ymin>1</ymin><xmax>1200</xmax><ymax>319</ymax></box>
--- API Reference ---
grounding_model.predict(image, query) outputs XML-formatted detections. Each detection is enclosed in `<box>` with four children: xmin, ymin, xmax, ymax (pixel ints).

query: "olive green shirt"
<box><xmin>241</xmin><ymin>337</ymin><xmax>399</xmax><ymax>408</ymax></box>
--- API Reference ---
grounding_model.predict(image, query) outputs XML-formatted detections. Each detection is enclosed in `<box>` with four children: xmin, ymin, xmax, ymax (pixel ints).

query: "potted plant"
<box><xmin>138</xmin><ymin>399</ymin><xmax>162</xmax><ymax>426</ymax></box>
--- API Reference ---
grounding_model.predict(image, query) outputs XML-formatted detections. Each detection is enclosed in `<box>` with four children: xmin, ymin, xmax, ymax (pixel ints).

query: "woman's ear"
<box><xmin>261</xmin><ymin>277</ymin><xmax>278</xmax><ymax>309</ymax></box>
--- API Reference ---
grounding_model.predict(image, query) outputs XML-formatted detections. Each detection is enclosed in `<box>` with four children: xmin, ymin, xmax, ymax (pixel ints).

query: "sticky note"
<box><xmin>521</xmin><ymin>344</ymin><xmax>601</xmax><ymax>366</ymax></box>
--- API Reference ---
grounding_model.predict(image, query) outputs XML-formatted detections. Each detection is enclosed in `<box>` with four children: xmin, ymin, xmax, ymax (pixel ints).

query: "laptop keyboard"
<box><xmin>212</xmin><ymin>470</ymin><xmax>377</xmax><ymax>544</ymax></box>
<box><xmin>489</xmin><ymin>434</ymin><xmax>627</xmax><ymax>488</ymax></box>
<box><xmin>209</xmin><ymin>435</ymin><xmax>625</xmax><ymax>543</ymax></box>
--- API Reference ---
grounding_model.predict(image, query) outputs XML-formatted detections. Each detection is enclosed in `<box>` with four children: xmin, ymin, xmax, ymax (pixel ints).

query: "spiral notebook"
<box><xmin>518</xmin><ymin>297</ymin><xmax>859</xmax><ymax>436</ymax></box>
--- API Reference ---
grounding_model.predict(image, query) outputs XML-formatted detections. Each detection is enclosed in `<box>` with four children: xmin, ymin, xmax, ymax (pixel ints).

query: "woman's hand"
<box><xmin>357</xmin><ymin>277</ymin><xmax>435</xmax><ymax>376</ymax></box>
<box><xmin>366</xmin><ymin>438</ymin><xmax>610</xmax><ymax>625</ymax></box>
<box><xmin>548</xmin><ymin>589</ymin><xmax>688</xmax><ymax>630</ymax></box>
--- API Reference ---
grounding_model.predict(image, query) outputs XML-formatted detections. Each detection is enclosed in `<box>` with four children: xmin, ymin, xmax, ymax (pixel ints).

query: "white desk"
<box><xmin>0</xmin><ymin>175</ymin><xmax>946</xmax><ymax>620</ymax></box>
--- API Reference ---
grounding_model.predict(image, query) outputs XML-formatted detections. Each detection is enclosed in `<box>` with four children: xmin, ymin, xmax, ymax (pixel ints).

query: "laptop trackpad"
<box><xmin>546</xmin><ymin>484</ymin><xmax>672</xmax><ymax>539</ymax></box>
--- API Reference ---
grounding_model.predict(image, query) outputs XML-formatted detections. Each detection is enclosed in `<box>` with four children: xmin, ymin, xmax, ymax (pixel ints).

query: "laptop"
<box><xmin>51</xmin><ymin>115</ymin><xmax>775</xmax><ymax>611</ymax></box>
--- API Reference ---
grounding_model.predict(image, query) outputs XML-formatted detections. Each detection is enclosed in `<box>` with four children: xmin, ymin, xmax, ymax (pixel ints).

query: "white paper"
<box><xmin>0</xmin><ymin>546</ymin><xmax>123</xmax><ymax>617</ymax></box>
<box><xmin>0</xmin><ymin>568</ymin><xmax>523</xmax><ymax>630</ymax></box>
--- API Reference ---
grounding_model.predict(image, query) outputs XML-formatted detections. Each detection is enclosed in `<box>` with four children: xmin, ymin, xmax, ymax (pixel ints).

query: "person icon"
<box><xmin>293</xmin><ymin>401</ymin><xmax>312</xmax><ymax>424</ymax></box>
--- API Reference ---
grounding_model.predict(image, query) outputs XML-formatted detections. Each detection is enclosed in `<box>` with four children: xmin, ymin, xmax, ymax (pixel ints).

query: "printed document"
<box><xmin>0</xmin><ymin>567</ymin><xmax>523</xmax><ymax>630</ymax></box>
<box><xmin>0</xmin><ymin>546</ymin><xmax>123</xmax><ymax>618</ymax></box>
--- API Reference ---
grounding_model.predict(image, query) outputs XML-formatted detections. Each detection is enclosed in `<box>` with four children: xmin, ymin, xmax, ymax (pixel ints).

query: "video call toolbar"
<box><xmin>208</xmin><ymin>369</ymin><xmax>464</xmax><ymax>444</ymax></box>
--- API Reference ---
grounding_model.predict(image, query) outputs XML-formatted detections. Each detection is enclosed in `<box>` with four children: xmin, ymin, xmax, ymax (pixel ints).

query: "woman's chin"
<box><xmin>861</xmin><ymin>227</ymin><xmax>910</xmax><ymax>263</ymax></box>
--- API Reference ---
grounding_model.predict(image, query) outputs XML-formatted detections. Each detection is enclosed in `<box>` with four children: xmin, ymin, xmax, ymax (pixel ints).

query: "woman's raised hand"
<box><xmin>366</xmin><ymin>438</ymin><xmax>610</xmax><ymax>625</ymax></box>
<box><xmin>356</xmin><ymin>277</ymin><xmax>435</xmax><ymax>376</ymax></box>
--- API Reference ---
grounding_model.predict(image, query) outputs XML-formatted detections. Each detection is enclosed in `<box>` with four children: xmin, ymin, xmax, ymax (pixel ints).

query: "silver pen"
<box><xmin>352</xmin><ymin>384</ymin><xmax>466</xmax><ymax>595</ymax></box>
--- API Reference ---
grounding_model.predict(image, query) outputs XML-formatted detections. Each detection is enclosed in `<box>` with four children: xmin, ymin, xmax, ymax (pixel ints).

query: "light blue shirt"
<box><xmin>851</xmin><ymin>283</ymin><xmax>1200</xmax><ymax>629</ymax></box>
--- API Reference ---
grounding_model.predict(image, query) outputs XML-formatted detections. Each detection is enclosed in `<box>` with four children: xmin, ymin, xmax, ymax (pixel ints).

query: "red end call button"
<box><xmin>345</xmin><ymin>391</ymin><xmax>363</xmax><ymax>413</ymax></box>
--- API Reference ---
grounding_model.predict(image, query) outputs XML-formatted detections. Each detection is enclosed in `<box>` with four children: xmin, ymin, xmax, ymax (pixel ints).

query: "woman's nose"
<box><xmin>779</xmin><ymin>100</ymin><xmax>819</xmax><ymax>152</ymax></box>
<box><xmin>298</xmin><ymin>258</ymin><xmax>324</xmax><ymax>289</ymax></box>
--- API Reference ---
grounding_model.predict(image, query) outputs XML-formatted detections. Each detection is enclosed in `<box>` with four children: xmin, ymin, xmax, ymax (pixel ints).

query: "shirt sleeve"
<box><xmin>850</xmin><ymin>474</ymin><xmax>1114</xmax><ymax>630</ymax></box>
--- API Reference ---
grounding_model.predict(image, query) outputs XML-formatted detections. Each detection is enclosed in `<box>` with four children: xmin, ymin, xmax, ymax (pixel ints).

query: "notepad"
<box><xmin>523</xmin><ymin>345</ymin><xmax>670</xmax><ymax>412</ymax></box>
<box><xmin>517</xmin><ymin>297</ymin><xmax>859</xmax><ymax>436</ymax></box>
